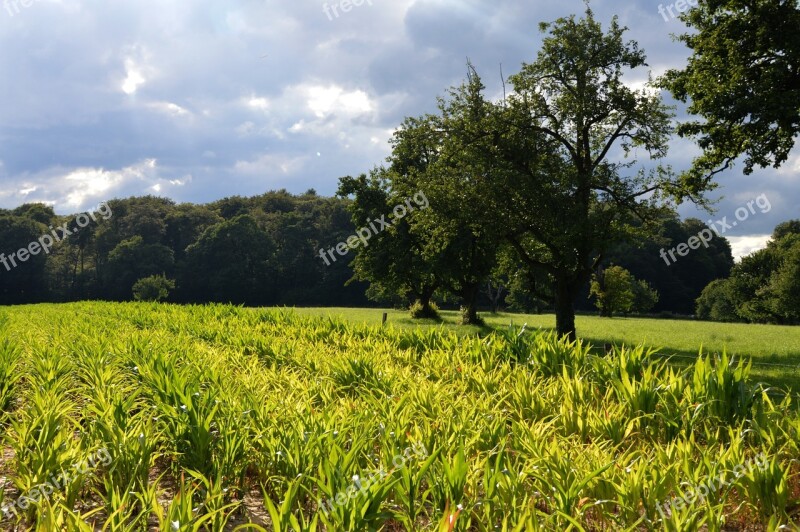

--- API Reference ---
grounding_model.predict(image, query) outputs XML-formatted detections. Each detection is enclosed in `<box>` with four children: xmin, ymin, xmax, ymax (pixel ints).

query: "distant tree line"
<box><xmin>0</xmin><ymin>191</ymin><xmax>734</xmax><ymax>315</ymax></box>
<box><xmin>0</xmin><ymin>191</ymin><xmax>370</xmax><ymax>307</ymax></box>
<box><xmin>1</xmin><ymin>192</ymin><xmax>797</xmax><ymax>324</ymax></box>
<box><xmin>696</xmin><ymin>221</ymin><xmax>800</xmax><ymax>325</ymax></box>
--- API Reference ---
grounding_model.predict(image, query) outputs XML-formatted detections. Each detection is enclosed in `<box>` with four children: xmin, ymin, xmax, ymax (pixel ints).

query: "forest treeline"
<box><xmin>0</xmin><ymin>192</ymin><xmax>366</xmax><ymax>308</ymax></box>
<box><xmin>0</xmin><ymin>191</ymin><xmax>735</xmax><ymax>316</ymax></box>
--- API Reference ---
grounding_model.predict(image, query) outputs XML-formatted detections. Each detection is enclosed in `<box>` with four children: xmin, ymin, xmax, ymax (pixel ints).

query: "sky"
<box><xmin>0</xmin><ymin>0</ymin><xmax>797</xmax><ymax>260</ymax></box>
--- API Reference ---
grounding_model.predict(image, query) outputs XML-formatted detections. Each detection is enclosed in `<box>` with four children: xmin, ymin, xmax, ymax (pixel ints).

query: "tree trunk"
<box><xmin>420</xmin><ymin>285</ymin><xmax>436</xmax><ymax>312</ymax></box>
<box><xmin>555</xmin><ymin>277</ymin><xmax>577</xmax><ymax>341</ymax></box>
<box><xmin>460</xmin><ymin>282</ymin><xmax>483</xmax><ymax>325</ymax></box>
<box><xmin>485</xmin><ymin>280</ymin><xmax>506</xmax><ymax>313</ymax></box>
<box><xmin>411</xmin><ymin>284</ymin><xmax>439</xmax><ymax>319</ymax></box>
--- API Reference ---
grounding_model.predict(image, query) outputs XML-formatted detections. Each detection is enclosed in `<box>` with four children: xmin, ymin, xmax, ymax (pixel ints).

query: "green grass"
<box><xmin>294</xmin><ymin>308</ymin><xmax>800</xmax><ymax>393</ymax></box>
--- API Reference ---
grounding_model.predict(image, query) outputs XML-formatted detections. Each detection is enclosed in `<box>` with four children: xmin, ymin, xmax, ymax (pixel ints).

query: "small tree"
<box><xmin>696</xmin><ymin>279</ymin><xmax>738</xmax><ymax>322</ymax></box>
<box><xmin>632</xmin><ymin>279</ymin><xmax>659</xmax><ymax>314</ymax></box>
<box><xmin>132</xmin><ymin>275</ymin><xmax>175</xmax><ymax>302</ymax></box>
<box><xmin>590</xmin><ymin>266</ymin><xmax>635</xmax><ymax>317</ymax></box>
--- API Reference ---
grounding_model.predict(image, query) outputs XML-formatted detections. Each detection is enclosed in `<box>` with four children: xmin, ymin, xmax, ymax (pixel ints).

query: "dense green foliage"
<box><xmin>589</xmin><ymin>266</ymin><xmax>658</xmax><ymax>317</ymax></box>
<box><xmin>661</xmin><ymin>0</ymin><xmax>800</xmax><ymax>185</ymax></box>
<box><xmin>0</xmin><ymin>303</ymin><xmax>797</xmax><ymax>529</ymax></box>
<box><xmin>696</xmin><ymin>221</ymin><xmax>800</xmax><ymax>324</ymax></box>
<box><xmin>0</xmin><ymin>193</ymin><xmax>736</xmax><ymax>319</ymax></box>
<box><xmin>340</xmin><ymin>10</ymin><xmax>714</xmax><ymax>337</ymax></box>
<box><xmin>603</xmin><ymin>216</ymin><xmax>734</xmax><ymax>315</ymax></box>
<box><xmin>0</xmin><ymin>192</ymin><xmax>369</xmax><ymax>308</ymax></box>
<box><xmin>132</xmin><ymin>275</ymin><xmax>175</xmax><ymax>302</ymax></box>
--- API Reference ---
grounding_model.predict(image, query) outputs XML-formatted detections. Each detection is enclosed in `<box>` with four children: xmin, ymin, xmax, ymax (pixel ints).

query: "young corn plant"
<box><xmin>588</xmin><ymin>402</ymin><xmax>636</xmax><ymax>446</ymax></box>
<box><xmin>138</xmin><ymin>354</ymin><xmax>222</xmax><ymax>478</ymax></box>
<box><xmin>472</xmin><ymin>449</ymin><xmax>532</xmax><ymax>528</ymax></box>
<box><xmin>611</xmin><ymin>359</ymin><xmax>662</xmax><ymax>421</ymax></box>
<box><xmin>153</xmin><ymin>473</ymin><xmax>236</xmax><ymax>532</ymax></box>
<box><xmin>259</xmin><ymin>475</ymin><xmax>319</xmax><ymax>532</ymax></box>
<box><xmin>389</xmin><ymin>442</ymin><xmax>441</xmax><ymax>528</ymax></box>
<box><xmin>495</xmin><ymin>324</ymin><xmax>533</xmax><ymax>366</ymax></box>
<box><xmin>528</xmin><ymin>441</ymin><xmax>613</xmax><ymax>527</ymax></box>
<box><xmin>329</xmin><ymin>357</ymin><xmax>393</xmax><ymax>398</ymax></box>
<box><xmin>85</xmin><ymin>386</ymin><xmax>158</xmax><ymax>493</ymax></box>
<box><xmin>8</xmin><ymin>389</ymin><xmax>85</xmax><ymax>519</ymax></box>
<box><xmin>212</xmin><ymin>415</ymin><xmax>252</xmax><ymax>499</ymax></box>
<box><xmin>735</xmin><ymin>452</ymin><xmax>793</xmax><ymax>522</ymax></box>
<box><xmin>609</xmin><ymin>452</ymin><xmax>677</xmax><ymax>526</ymax></box>
<box><xmin>527</xmin><ymin>333</ymin><xmax>590</xmax><ymax>378</ymax></box>
<box><xmin>99</xmin><ymin>476</ymin><xmax>148</xmax><ymax>531</ymax></box>
<box><xmin>591</xmin><ymin>344</ymin><xmax>655</xmax><ymax>381</ymax></box>
<box><xmin>691</xmin><ymin>352</ymin><xmax>759</xmax><ymax>424</ymax></box>
<box><xmin>185</xmin><ymin>469</ymin><xmax>240</xmax><ymax>531</ymax></box>
<box><xmin>656</xmin><ymin>500</ymin><xmax>708</xmax><ymax>532</ymax></box>
<box><xmin>430</xmin><ymin>445</ymin><xmax>470</xmax><ymax>515</ymax></box>
<box><xmin>33</xmin><ymin>498</ymin><xmax>100</xmax><ymax>532</ymax></box>
<box><xmin>314</xmin><ymin>464</ymin><xmax>400</xmax><ymax>531</ymax></box>
<box><xmin>0</xmin><ymin>339</ymin><xmax>20</xmax><ymax>423</ymax></box>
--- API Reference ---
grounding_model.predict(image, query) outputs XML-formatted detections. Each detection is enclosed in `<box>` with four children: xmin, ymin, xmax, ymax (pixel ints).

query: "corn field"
<box><xmin>0</xmin><ymin>302</ymin><xmax>798</xmax><ymax>531</ymax></box>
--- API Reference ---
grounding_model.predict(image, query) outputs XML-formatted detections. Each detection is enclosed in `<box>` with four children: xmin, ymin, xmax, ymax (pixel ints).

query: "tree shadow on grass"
<box><xmin>400</xmin><ymin>310</ymin><xmax>497</xmax><ymax>336</ymax></box>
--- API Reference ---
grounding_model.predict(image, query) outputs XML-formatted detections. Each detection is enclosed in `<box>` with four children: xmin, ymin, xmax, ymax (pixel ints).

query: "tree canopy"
<box><xmin>661</xmin><ymin>0</ymin><xmax>800</xmax><ymax>186</ymax></box>
<box><xmin>696</xmin><ymin>221</ymin><xmax>800</xmax><ymax>324</ymax></box>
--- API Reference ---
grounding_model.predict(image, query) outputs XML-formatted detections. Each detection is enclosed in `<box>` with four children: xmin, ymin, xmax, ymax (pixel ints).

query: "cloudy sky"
<box><xmin>0</xmin><ymin>0</ymin><xmax>796</xmax><ymax>258</ymax></box>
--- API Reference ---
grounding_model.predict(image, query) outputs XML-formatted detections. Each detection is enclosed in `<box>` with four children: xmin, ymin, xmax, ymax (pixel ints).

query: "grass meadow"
<box><xmin>0</xmin><ymin>302</ymin><xmax>797</xmax><ymax>530</ymax></box>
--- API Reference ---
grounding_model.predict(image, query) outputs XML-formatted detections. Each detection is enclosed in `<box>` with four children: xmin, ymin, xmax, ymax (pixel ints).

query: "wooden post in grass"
<box><xmin>382</xmin><ymin>312</ymin><xmax>388</xmax><ymax>326</ymax></box>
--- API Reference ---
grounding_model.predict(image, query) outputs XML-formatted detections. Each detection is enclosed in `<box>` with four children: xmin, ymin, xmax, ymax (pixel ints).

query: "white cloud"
<box><xmin>234</xmin><ymin>153</ymin><xmax>307</xmax><ymax>176</ymax></box>
<box><xmin>121</xmin><ymin>58</ymin><xmax>147</xmax><ymax>95</ymax></box>
<box><xmin>146</xmin><ymin>101</ymin><xmax>191</xmax><ymax>117</ymax></box>
<box><xmin>62</xmin><ymin>159</ymin><xmax>157</xmax><ymax>208</ymax></box>
<box><xmin>727</xmin><ymin>235</ymin><xmax>772</xmax><ymax>262</ymax></box>
<box><xmin>169</xmin><ymin>176</ymin><xmax>192</xmax><ymax>186</ymax></box>
<box><xmin>306</xmin><ymin>85</ymin><xmax>373</xmax><ymax>118</ymax></box>
<box><xmin>246</xmin><ymin>96</ymin><xmax>270</xmax><ymax>111</ymax></box>
<box><xmin>0</xmin><ymin>159</ymin><xmax>169</xmax><ymax>212</ymax></box>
